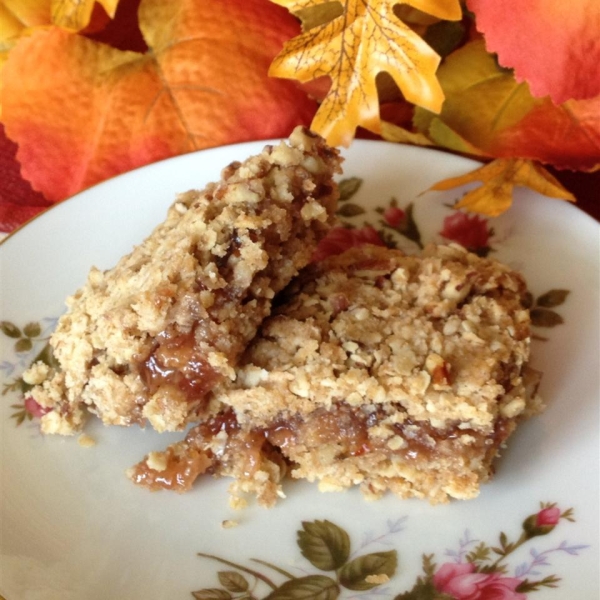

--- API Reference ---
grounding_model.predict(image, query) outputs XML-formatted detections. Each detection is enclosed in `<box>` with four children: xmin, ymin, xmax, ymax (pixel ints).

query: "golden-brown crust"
<box><xmin>132</xmin><ymin>243</ymin><xmax>543</xmax><ymax>506</ymax></box>
<box><xmin>231</xmin><ymin>243</ymin><xmax>533</xmax><ymax>431</ymax></box>
<box><xmin>27</xmin><ymin>127</ymin><xmax>342</xmax><ymax>434</ymax></box>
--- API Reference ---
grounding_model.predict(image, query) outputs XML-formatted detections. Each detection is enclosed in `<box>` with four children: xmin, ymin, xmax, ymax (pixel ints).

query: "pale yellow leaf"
<box><xmin>431</xmin><ymin>158</ymin><xmax>576</xmax><ymax>216</ymax></box>
<box><xmin>380</xmin><ymin>120</ymin><xmax>433</xmax><ymax>145</ymax></box>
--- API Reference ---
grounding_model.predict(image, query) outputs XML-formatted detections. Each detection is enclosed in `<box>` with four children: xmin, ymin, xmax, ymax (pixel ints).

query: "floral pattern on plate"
<box><xmin>193</xmin><ymin>504</ymin><xmax>588</xmax><ymax>600</ymax></box>
<box><xmin>1</xmin><ymin>317</ymin><xmax>57</xmax><ymax>424</ymax></box>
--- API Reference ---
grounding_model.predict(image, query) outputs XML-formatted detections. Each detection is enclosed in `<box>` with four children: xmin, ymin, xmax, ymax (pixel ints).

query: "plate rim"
<box><xmin>1</xmin><ymin>136</ymin><xmax>598</xmax><ymax>599</ymax></box>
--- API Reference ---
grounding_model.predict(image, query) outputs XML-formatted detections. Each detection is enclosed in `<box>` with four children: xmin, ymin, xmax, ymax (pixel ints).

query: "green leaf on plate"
<box><xmin>14</xmin><ymin>338</ymin><xmax>33</xmax><ymax>353</ymax></box>
<box><xmin>10</xmin><ymin>404</ymin><xmax>32</xmax><ymax>426</ymax></box>
<box><xmin>265</xmin><ymin>575</ymin><xmax>340</xmax><ymax>600</ymax></box>
<box><xmin>191</xmin><ymin>589</ymin><xmax>233</xmax><ymax>600</ymax></box>
<box><xmin>421</xmin><ymin>554</ymin><xmax>436</xmax><ymax>578</ymax></box>
<box><xmin>338</xmin><ymin>177</ymin><xmax>363</xmax><ymax>201</ymax></box>
<box><xmin>531</xmin><ymin>308</ymin><xmax>564</xmax><ymax>328</ymax></box>
<box><xmin>218</xmin><ymin>571</ymin><xmax>249</xmax><ymax>593</ymax></box>
<box><xmin>1</xmin><ymin>321</ymin><xmax>21</xmax><ymax>338</ymax></box>
<box><xmin>339</xmin><ymin>551</ymin><xmax>398</xmax><ymax>590</ymax></box>
<box><xmin>536</xmin><ymin>289</ymin><xmax>570</xmax><ymax>308</ymax></box>
<box><xmin>393</xmin><ymin>578</ymin><xmax>445</xmax><ymax>600</ymax></box>
<box><xmin>337</xmin><ymin>203</ymin><xmax>366</xmax><ymax>218</ymax></box>
<box><xmin>465</xmin><ymin>542</ymin><xmax>491</xmax><ymax>565</ymax></box>
<box><xmin>297</xmin><ymin>520</ymin><xmax>350</xmax><ymax>571</ymax></box>
<box><xmin>516</xmin><ymin>575</ymin><xmax>562</xmax><ymax>593</ymax></box>
<box><xmin>23</xmin><ymin>321</ymin><xmax>42</xmax><ymax>338</ymax></box>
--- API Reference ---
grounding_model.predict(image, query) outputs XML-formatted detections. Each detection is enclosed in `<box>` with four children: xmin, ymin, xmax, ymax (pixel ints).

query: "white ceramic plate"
<box><xmin>1</xmin><ymin>140</ymin><xmax>598</xmax><ymax>600</ymax></box>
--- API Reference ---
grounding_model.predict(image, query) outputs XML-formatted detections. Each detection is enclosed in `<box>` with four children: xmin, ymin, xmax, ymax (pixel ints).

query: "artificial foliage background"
<box><xmin>0</xmin><ymin>0</ymin><xmax>598</xmax><ymax>232</ymax></box>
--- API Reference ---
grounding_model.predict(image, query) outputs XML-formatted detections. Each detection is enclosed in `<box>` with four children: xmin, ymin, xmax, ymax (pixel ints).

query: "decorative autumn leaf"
<box><xmin>52</xmin><ymin>0</ymin><xmax>119</xmax><ymax>31</ymax></box>
<box><xmin>0</xmin><ymin>123</ymin><xmax>51</xmax><ymax>230</ymax></box>
<box><xmin>414</xmin><ymin>40</ymin><xmax>600</xmax><ymax>171</ymax></box>
<box><xmin>1</xmin><ymin>0</ymin><xmax>317</xmax><ymax>202</ymax></box>
<box><xmin>269</xmin><ymin>0</ymin><xmax>462</xmax><ymax>147</ymax></box>
<box><xmin>379</xmin><ymin>120</ymin><xmax>433</xmax><ymax>146</ymax></box>
<box><xmin>0</xmin><ymin>0</ymin><xmax>51</xmax><ymax>40</ymax></box>
<box><xmin>0</xmin><ymin>0</ymin><xmax>117</xmax><ymax>118</ymax></box>
<box><xmin>0</xmin><ymin>0</ymin><xmax>52</xmax><ymax>117</ymax></box>
<box><xmin>467</xmin><ymin>0</ymin><xmax>600</xmax><ymax>104</ymax></box>
<box><xmin>430</xmin><ymin>158</ymin><xmax>575</xmax><ymax>217</ymax></box>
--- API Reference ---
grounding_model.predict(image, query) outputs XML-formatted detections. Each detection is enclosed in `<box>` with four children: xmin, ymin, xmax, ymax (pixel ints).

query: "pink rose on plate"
<box><xmin>24</xmin><ymin>395</ymin><xmax>50</xmax><ymax>419</ymax></box>
<box><xmin>312</xmin><ymin>225</ymin><xmax>385</xmax><ymax>261</ymax></box>
<box><xmin>433</xmin><ymin>562</ymin><xmax>526</xmax><ymax>600</ymax></box>
<box><xmin>439</xmin><ymin>211</ymin><xmax>492</xmax><ymax>253</ymax></box>
<box><xmin>383</xmin><ymin>206</ymin><xmax>405</xmax><ymax>229</ymax></box>
<box><xmin>536</xmin><ymin>506</ymin><xmax>561</xmax><ymax>527</ymax></box>
<box><xmin>523</xmin><ymin>505</ymin><xmax>562</xmax><ymax>536</ymax></box>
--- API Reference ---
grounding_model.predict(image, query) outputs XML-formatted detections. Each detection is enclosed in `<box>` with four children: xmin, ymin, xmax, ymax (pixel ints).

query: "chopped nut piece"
<box><xmin>22</xmin><ymin>362</ymin><xmax>50</xmax><ymax>385</ymax></box>
<box><xmin>146</xmin><ymin>451</ymin><xmax>168</xmax><ymax>472</ymax></box>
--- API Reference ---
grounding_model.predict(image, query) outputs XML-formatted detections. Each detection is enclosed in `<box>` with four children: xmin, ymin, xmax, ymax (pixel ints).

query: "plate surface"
<box><xmin>1</xmin><ymin>140</ymin><xmax>598</xmax><ymax>600</ymax></box>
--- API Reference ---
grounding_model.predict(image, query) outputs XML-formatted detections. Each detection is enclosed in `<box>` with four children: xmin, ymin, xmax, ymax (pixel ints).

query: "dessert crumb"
<box><xmin>77</xmin><ymin>434</ymin><xmax>96</xmax><ymax>448</ymax></box>
<box><xmin>229</xmin><ymin>496</ymin><xmax>248</xmax><ymax>510</ymax></box>
<box><xmin>221</xmin><ymin>519</ymin><xmax>239</xmax><ymax>529</ymax></box>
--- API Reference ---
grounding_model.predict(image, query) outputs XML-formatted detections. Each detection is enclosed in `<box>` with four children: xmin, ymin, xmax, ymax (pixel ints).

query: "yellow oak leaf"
<box><xmin>52</xmin><ymin>0</ymin><xmax>119</xmax><ymax>31</ymax></box>
<box><xmin>0</xmin><ymin>0</ymin><xmax>50</xmax><ymax>37</ymax></box>
<box><xmin>430</xmin><ymin>158</ymin><xmax>575</xmax><ymax>217</ymax></box>
<box><xmin>269</xmin><ymin>0</ymin><xmax>461</xmax><ymax>147</ymax></box>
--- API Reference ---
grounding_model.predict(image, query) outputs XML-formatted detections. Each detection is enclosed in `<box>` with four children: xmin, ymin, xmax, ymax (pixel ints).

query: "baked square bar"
<box><xmin>131</xmin><ymin>244</ymin><xmax>542</xmax><ymax>506</ymax></box>
<box><xmin>24</xmin><ymin>127</ymin><xmax>341</xmax><ymax>435</ymax></box>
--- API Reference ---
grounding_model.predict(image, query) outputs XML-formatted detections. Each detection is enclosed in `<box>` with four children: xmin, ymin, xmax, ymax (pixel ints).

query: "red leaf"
<box><xmin>1</xmin><ymin>0</ymin><xmax>317</xmax><ymax>204</ymax></box>
<box><xmin>467</xmin><ymin>0</ymin><xmax>600</xmax><ymax>104</ymax></box>
<box><xmin>494</xmin><ymin>96</ymin><xmax>600</xmax><ymax>171</ymax></box>
<box><xmin>0</xmin><ymin>124</ymin><xmax>51</xmax><ymax>233</ymax></box>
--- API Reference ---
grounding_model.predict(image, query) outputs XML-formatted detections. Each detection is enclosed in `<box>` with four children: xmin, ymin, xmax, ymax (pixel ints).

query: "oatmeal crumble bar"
<box><xmin>131</xmin><ymin>244</ymin><xmax>542</xmax><ymax>506</ymax></box>
<box><xmin>25</xmin><ymin>127</ymin><xmax>341</xmax><ymax>435</ymax></box>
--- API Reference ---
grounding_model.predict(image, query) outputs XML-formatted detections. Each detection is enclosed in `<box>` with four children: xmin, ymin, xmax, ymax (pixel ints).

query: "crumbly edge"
<box><xmin>26</xmin><ymin>127</ymin><xmax>342</xmax><ymax>435</ymax></box>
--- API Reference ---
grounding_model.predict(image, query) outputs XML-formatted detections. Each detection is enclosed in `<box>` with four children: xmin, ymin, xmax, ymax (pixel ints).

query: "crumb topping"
<box><xmin>27</xmin><ymin>127</ymin><xmax>341</xmax><ymax>435</ymax></box>
<box><xmin>131</xmin><ymin>244</ymin><xmax>543</xmax><ymax>506</ymax></box>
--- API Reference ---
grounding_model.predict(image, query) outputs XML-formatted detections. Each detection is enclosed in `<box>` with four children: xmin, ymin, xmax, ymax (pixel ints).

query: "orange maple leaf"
<box><xmin>1</xmin><ymin>0</ymin><xmax>317</xmax><ymax>202</ymax></box>
<box><xmin>0</xmin><ymin>0</ymin><xmax>118</xmax><ymax>117</ymax></box>
<box><xmin>269</xmin><ymin>0</ymin><xmax>461</xmax><ymax>147</ymax></box>
<box><xmin>430</xmin><ymin>158</ymin><xmax>575</xmax><ymax>217</ymax></box>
